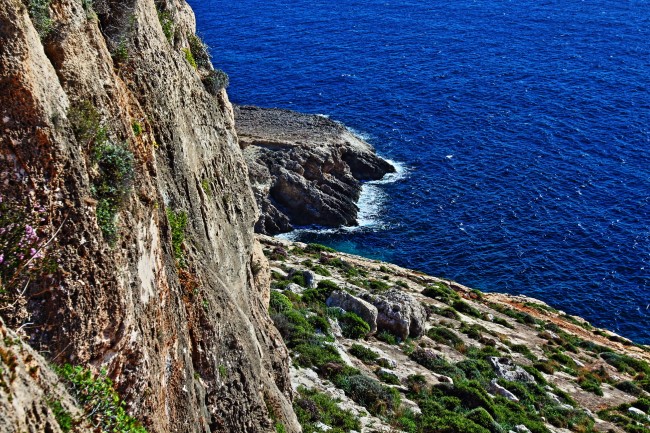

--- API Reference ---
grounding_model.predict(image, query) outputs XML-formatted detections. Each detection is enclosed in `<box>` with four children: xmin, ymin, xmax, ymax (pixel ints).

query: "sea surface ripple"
<box><xmin>190</xmin><ymin>0</ymin><xmax>650</xmax><ymax>343</ymax></box>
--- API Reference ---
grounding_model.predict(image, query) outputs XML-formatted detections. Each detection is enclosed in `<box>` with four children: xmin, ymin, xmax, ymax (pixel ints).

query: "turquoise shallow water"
<box><xmin>189</xmin><ymin>0</ymin><xmax>650</xmax><ymax>343</ymax></box>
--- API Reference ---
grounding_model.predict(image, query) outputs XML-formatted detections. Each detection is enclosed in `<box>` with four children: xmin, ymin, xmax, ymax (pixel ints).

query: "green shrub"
<box><xmin>312</xmin><ymin>265</ymin><xmax>331</xmax><ymax>276</ymax></box>
<box><xmin>92</xmin><ymin>141</ymin><xmax>135</xmax><ymax>242</ymax></box>
<box><xmin>422</xmin><ymin>283</ymin><xmax>460</xmax><ymax>304</ymax></box>
<box><xmin>492</xmin><ymin>316</ymin><xmax>514</xmax><ymax>329</ymax></box>
<box><xmin>69</xmin><ymin>102</ymin><xmax>134</xmax><ymax>243</ymax></box>
<box><xmin>368</xmin><ymin>279</ymin><xmax>390</xmax><ymax>292</ymax></box>
<box><xmin>290</xmin><ymin>273</ymin><xmax>307</xmax><ymax>287</ymax></box>
<box><xmin>167</xmin><ymin>209</ymin><xmax>187</xmax><ymax>267</ymax></box>
<box><xmin>615</xmin><ymin>380</ymin><xmax>643</xmax><ymax>396</ymax></box>
<box><xmin>338</xmin><ymin>312</ymin><xmax>370</xmax><ymax>339</ymax></box>
<box><xmin>601</xmin><ymin>352</ymin><xmax>650</xmax><ymax>376</ymax></box>
<box><xmin>270</xmin><ymin>291</ymin><xmax>293</xmax><ymax>314</ymax></box>
<box><xmin>47</xmin><ymin>399</ymin><xmax>72</xmax><ymax>432</ymax></box>
<box><xmin>452</xmin><ymin>300</ymin><xmax>484</xmax><ymax>318</ymax></box>
<box><xmin>182</xmin><ymin>48</ymin><xmax>197</xmax><ymax>69</ymax></box>
<box><xmin>349</xmin><ymin>344</ymin><xmax>379</xmax><ymax>363</ymax></box>
<box><xmin>188</xmin><ymin>34</ymin><xmax>211</xmax><ymax>68</ymax></box>
<box><xmin>336</xmin><ymin>374</ymin><xmax>400</xmax><ymax>415</ymax></box>
<box><xmin>509</xmin><ymin>344</ymin><xmax>534</xmax><ymax>359</ymax></box>
<box><xmin>306</xmin><ymin>243</ymin><xmax>336</xmax><ymax>253</ymax></box>
<box><xmin>456</xmin><ymin>358</ymin><xmax>495</xmax><ymax>382</ymax></box>
<box><xmin>376</xmin><ymin>369</ymin><xmax>400</xmax><ymax>385</ymax></box>
<box><xmin>204</xmin><ymin>69</ymin><xmax>230</xmax><ymax>94</ymax></box>
<box><xmin>131</xmin><ymin>121</ymin><xmax>143</xmax><ymax>136</ymax></box>
<box><xmin>411</xmin><ymin>349</ymin><xmax>465</xmax><ymax>381</ymax></box>
<box><xmin>377</xmin><ymin>330</ymin><xmax>398</xmax><ymax>345</ymax></box>
<box><xmin>459</xmin><ymin>323</ymin><xmax>488</xmax><ymax>340</ymax></box>
<box><xmin>28</xmin><ymin>0</ymin><xmax>53</xmax><ymax>38</ymax></box>
<box><xmin>55</xmin><ymin>365</ymin><xmax>147</xmax><ymax>433</ymax></box>
<box><xmin>302</xmin><ymin>280</ymin><xmax>339</xmax><ymax>305</ymax></box>
<box><xmin>293</xmin><ymin>343</ymin><xmax>341</xmax><ymax>368</ymax></box>
<box><xmin>157</xmin><ymin>10</ymin><xmax>174</xmax><ymax>44</ymax></box>
<box><xmin>294</xmin><ymin>387</ymin><xmax>361</xmax><ymax>433</ymax></box>
<box><xmin>308</xmin><ymin>315</ymin><xmax>330</xmax><ymax>334</ymax></box>
<box><xmin>466</xmin><ymin>407</ymin><xmax>500</xmax><ymax>433</ymax></box>
<box><xmin>427</xmin><ymin>327</ymin><xmax>464</xmax><ymax>350</ymax></box>
<box><xmin>578</xmin><ymin>371</ymin><xmax>603</xmax><ymax>396</ymax></box>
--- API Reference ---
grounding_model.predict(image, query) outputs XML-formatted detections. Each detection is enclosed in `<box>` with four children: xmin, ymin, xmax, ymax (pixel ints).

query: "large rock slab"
<box><xmin>326</xmin><ymin>291</ymin><xmax>378</xmax><ymax>334</ymax></box>
<box><xmin>489</xmin><ymin>357</ymin><xmax>536</xmax><ymax>383</ymax></box>
<box><xmin>362</xmin><ymin>289</ymin><xmax>427</xmax><ymax>340</ymax></box>
<box><xmin>235</xmin><ymin>105</ymin><xmax>395</xmax><ymax>234</ymax></box>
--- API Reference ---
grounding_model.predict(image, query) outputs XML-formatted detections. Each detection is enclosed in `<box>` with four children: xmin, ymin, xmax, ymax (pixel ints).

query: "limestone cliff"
<box><xmin>0</xmin><ymin>0</ymin><xmax>297</xmax><ymax>431</ymax></box>
<box><xmin>235</xmin><ymin>105</ymin><xmax>395</xmax><ymax>235</ymax></box>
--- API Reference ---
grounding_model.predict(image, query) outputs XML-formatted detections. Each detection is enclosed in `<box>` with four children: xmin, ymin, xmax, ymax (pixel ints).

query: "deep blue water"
<box><xmin>189</xmin><ymin>0</ymin><xmax>650</xmax><ymax>344</ymax></box>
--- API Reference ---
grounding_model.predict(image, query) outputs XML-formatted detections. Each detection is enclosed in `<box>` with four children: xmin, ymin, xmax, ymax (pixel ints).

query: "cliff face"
<box><xmin>0</xmin><ymin>0</ymin><xmax>297</xmax><ymax>431</ymax></box>
<box><xmin>235</xmin><ymin>106</ymin><xmax>395</xmax><ymax>235</ymax></box>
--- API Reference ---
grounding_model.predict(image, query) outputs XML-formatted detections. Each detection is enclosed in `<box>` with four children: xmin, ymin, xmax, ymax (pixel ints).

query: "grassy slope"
<box><xmin>259</xmin><ymin>235</ymin><xmax>650</xmax><ymax>433</ymax></box>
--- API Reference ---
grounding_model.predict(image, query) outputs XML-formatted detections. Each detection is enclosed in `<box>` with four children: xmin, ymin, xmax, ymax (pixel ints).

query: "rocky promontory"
<box><xmin>235</xmin><ymin>105</ymin><xmax>395</xmax><ymax>234</ymax></box>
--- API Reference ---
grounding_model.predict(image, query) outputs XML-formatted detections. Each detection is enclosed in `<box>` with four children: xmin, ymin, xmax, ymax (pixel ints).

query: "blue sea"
<box><xmin>189</xmin><ymin>0</ymin><xmax>650</xmax><ymax>344</ymax></box>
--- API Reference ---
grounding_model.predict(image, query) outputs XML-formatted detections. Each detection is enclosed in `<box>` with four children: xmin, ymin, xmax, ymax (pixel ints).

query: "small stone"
<box><xmin>489</xmin><ymin>357</ymin><xmax>536</xmax><ymax>383</ymax></box>
<box><xmin>515</xmin><ymin>425</ymin><xmax>532</xmax><ymax>433</ymax></box>
<box><xmin>377</xmin><ymin>357</ymin><xmax>397</xmax><ymax>369</ymax></box>
<box><xmin>488</xmin><ymin>379</ymin><xmax>519</xmax><ymax>402</ymax></box>
<box><xmin>314</xmin><ymin>421</ymin><xmax>332</xmax><ymax>431</ymax></box>
<box><xmin>302</xmin><ymin>270</ymin><xmax>317</xmax><ymax>288</ymax></box>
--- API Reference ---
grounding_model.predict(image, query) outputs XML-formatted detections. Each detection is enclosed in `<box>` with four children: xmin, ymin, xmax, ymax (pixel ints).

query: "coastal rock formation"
<box><xmin>362</xmin><ymin>289</ymin><xmax>427</xmax><ymax>340</ymax></box>
<box><xmin>326</xmin><ymin>290</ymin><xmax>379</xmax><ymax>335</ymax></box>
<box><xmin>0</xmin><ymin>1</ymin><xmax>297</xmax><ymax>431</ymax></box>
<box><xmin>235</xmin><ymin>105</ymin><xmax>395</xmax><ymax>234</ymax></box>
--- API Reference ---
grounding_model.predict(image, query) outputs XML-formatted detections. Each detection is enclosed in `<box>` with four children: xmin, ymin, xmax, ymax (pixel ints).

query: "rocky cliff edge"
<box><xmin>0</xmin><ymin>0</ymin><xmax>297</xmax><ymax>431</ymax></box>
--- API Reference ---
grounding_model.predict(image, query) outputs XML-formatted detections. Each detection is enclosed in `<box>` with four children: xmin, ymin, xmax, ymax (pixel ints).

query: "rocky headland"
<box><xmin>235</xmin><ymin>105</ymin><xmax>395</xmax><ymax>235</ymax></box>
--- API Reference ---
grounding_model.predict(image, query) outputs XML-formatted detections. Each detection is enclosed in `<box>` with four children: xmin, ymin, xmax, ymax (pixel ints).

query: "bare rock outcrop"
<box><xmin>0</xmin><ymin>0</ymin><xmax>297</xmax><ymax>432</ymax></box>
<box><xmin>235</xmin><ymin>105</ymin><xmax>395</xmax><ymax>234</ymax></box>
<box><xmin>489</xmin><ymin>357</ymin><xmax>536</xmax><ymax>383</ymax></box>
<box><xmin>362</xmin><ymin>289</ymin><xmax>427</xmax><ymax>340</ymax></box>
<box><xmin>326</xmin><ymin>291</ymin><xmax>379</xmax><ymax>334</ymax></box>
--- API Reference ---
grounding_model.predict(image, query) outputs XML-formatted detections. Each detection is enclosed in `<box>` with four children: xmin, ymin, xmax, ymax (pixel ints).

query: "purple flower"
<box><xmin>0</xmin><ymin>253</ymin><xmax>3</xmax><ymax>264</ymax></box>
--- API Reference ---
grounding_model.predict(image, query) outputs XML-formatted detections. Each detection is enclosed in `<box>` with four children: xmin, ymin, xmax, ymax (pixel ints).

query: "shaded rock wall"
<box><xmin>0</xmin><ymin>0</ymin><xmax>297</xmax><ymax>431</ymax></box>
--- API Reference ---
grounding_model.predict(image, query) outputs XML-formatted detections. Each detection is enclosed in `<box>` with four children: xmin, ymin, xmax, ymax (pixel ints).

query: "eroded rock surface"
<box><xmin>326</xmin><ymin>291</ymin><xmax>379</xmax><ymax>335</ymax></box>
<box><xmin>235</xmin><ymin>105</ymin><xmax>395</xmax><ymax>234</ymax></box>
<box><xmin>362</xmin><ymin>289</ymin><xmax>427</xmax><ymax>340</ymax></box>
<box><xmin>0</xmin><ymin>1</ymin><xmax>297</xmax><ymax>431</ymax></box>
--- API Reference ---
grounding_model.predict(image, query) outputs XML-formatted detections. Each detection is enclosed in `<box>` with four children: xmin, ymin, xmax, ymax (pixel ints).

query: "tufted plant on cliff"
<box><xmin>157</xmin><ymin>9</ymin><xmax>175</xmax><ymax>44</ymax></box>
<box><xmin>55</xmin><ymin>364</ymin><xmax>147</xmax><ymax>433</ymax></box>
<box><xmin>188</xmin><ymin>34</ymin><xmax>211</xmax><ymax>69</ymax></box>
<box><xmin>69</xmin><ymin>102</ymin><xmax>135</xmax><ymax>243</ymax></box>
<box><xmin>0</xmin><ymin>195</ymin><xmax>57</xmax><ymax>324</ymax></box>
<box><xmin>92</xmin><ymin>142</ymin><xmax>135</xmax><ymax>243</ymax></box>
<box><xmin>166</xmin><ymin>209</ymin><xmax>187</xmax><ymax>268</ymax></box>
<box><xmin>203</xmin><ymin>69</ymin><xmax>230</xmax><ymax>95</ymax></box>
<box><xmin>28</xmin><ymin>0</ymin><xmax>53</xmax><ymax>38</ymax></box>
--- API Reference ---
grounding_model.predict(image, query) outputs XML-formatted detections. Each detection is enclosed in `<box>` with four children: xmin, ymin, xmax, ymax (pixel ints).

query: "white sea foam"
<box><xmin>278</xmin><ymin>159</ymin><xmax>409</xmax><ymax>241</ymax></box>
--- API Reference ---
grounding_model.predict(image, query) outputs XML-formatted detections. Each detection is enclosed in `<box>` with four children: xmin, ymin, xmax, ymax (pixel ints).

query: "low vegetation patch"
<box><xmin>294</xmin><ymin>387</ymin><xmax>361</xmax><ymax>433</ymax></box>
<box><xmin>55</xmin><ymin>364</ymin><xmax>147</xmax><ymax>433</ymax></box>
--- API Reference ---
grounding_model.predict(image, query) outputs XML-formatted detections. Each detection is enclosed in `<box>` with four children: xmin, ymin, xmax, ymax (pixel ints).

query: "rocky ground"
<box><xmin>259</xmin><ymin>235</ymin><xmax>650</xmax><ymax>433</ymax></box>
<box><xmin>235</xmin><ymin>106</ymin><xmax>395</xmax><ymax>235</ymax></box>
